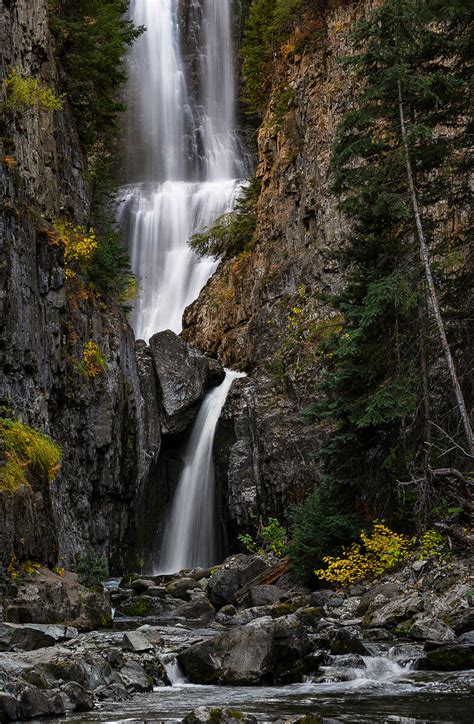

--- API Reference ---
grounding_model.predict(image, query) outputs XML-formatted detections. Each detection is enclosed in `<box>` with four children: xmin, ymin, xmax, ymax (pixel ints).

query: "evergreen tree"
<box><xmin>306</xmin><ymin>0</ymin><xmax>473</xmax><ymax>519</ymax></box>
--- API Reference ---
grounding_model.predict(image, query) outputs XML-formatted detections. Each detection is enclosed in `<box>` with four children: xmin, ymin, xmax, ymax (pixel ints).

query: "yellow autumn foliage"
<box><xmin>315</xmin><ymin>522</ymin><xmax>414</xmax><ymax>584</ymax></box>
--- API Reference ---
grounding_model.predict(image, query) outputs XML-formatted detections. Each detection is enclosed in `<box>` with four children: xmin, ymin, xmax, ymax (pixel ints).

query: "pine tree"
<box><xmin>307</xmin><ymin>0</ymin><xmax>473</xmax><ymax>519</ymax></box>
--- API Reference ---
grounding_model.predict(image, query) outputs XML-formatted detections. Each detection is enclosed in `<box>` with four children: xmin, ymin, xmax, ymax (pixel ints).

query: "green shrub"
<box><xmin>0</xmin><ymin>418</ymin><xmax>61</xmax><ymax>492</ymax></box>
<box><xmin>189</xmin><ymin>176</ymin><xmax>261</xmax><ymax>261</ymax></box>
<box><xmin>289</xmin><ymin>485</ymin><xmax>361</xmax><ymax>583</ymax></box>
<box><xmin>3</xmin><ymin>69</ymin><xmax>63</xmax><ymax>113</ymax></box>
<box><xmin>238</xmin><ymin>517</ymin><xmax>288</xmax><ymax>559</ymax></box>
<box><xmin>76</xmin><ymin>550</ymin><xmax>108</xmax><ymax>591</ymax></box>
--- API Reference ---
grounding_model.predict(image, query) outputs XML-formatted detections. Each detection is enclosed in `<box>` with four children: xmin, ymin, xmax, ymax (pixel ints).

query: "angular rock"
<box><xmin>249</xmin><ymin>585</ymin><xmax>285</xmax><ymax>607</ymax></box>
<box><xmin>207</xmin><ymin>555</ymin><xmax>269</xmax><ymax>609</ymax></box>
<box><xmin>329</xmin><ymin>628</ymin><xmax>368</xmax><ymax>656</ymax></box>
<box><xmin>166</xmin><ymin>577</ymin><xmax>196</xmax><ymax>600</ymax></box>
<box><xmin>119</xmin><ymin>660</ymin><xmax>152</xmax><ymax>692</ymax></box>
<box><xmin>179</xmin><ymin>615</ymin><xmax>312</xmax><ymax>685</ymax></box>
<box><xmin>408</xmin><ymin>618</ymin><xmax>456</xmax><ymax>644</ymax></box>
<box><xmin>183</xmin><ymin>707</ymin><xmax>257</xmax><ymax>724</ymax></box>
<box><xmin>357</xmin><ymin>583</ymin><xmax>403</xmax><ymax>616</ymax></box>
<box><xmin>310</xmin><ymin>590</ymin><xmax>344</xmax><ymax>609</ymax></box>
<box><xmin>365</xmin><ymin>594</ymin><xmax>423</xmax><ymax>628</ymax></box>
<box><xmin>130</xmin><ymin>578</ymin><xmax>154</xmax><ymax>593</ymax></box>
<box><xmin>0</xmin><ymin>622</ymin><xmax>77</xmax><ymax>652</ymax></box>
<box><xmin>136</xmin><ymin>625</ymin><xmax>163</xmax><ymax>645</ymax></box>
<box><xmin>419</xmin><ymin>644</ymin><xmax>474</xmax><ymax>671</ymax></box>
<box><xmin>175</xmin><ymin>596</ymin><xmax>216</xmax><ymax>623</ymax></box>
<box><xmin>121</xmin><ymin>631</ymin><xmax>155</xmax><ymax>653</ymax></box>
<box><xmin>149</xmin><ymin>330</ymin><xmax>225</xmax><ymax>434</ymax></box>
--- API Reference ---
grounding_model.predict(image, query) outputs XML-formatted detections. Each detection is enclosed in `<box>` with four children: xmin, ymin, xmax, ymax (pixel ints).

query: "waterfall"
<box><xmin>119</xmin><ymin>0</ymin><xmax>249</xmax><ymax>341</ymax></box>
<box><xmin>159</xmin><ymin>370</ymin><xmax>246</xmax><ymax>573</ymax></box>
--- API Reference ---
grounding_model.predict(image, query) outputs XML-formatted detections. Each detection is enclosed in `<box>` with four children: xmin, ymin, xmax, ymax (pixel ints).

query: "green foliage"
<box><xmin>289</xmin><ymin>485</ymin><xmax>361</xmax><ymax>582</ymax></box>
<box><xmin>304</xmin><ymin>0</ymin><xmax>473</xmax><ymax>518</ymax></box>
<box><xmin>3</xmin><ymin>69</ymin><xmax>63</xmax><ymax>113</ymax></box>
<box><xmin>0</xmin><ymin>418</ymin><xmax>61</xmax><ymax>492</ymax></box>
<box><xmin>76</xmin><ymin>550</ymin><xmax>108</xmax><ymax>591</ymax></box>
<box><xmin>49</xmin><ymin>0</ymin><xmax>143</xmax><ymax>152</ymax></box>
<box><xmin>238</xmin><ymin>517</ymin><xmax>288</xmax><ymax>559</ymax></box>
<box><xmin>189</xmin><ymin>176</ymin><xmax>261</xmax><ymax>261</ymax></box>
<box><xmin>241</xmin><ymin>0</ymin><xmax>306</xmax><ymax>115</ymax></box>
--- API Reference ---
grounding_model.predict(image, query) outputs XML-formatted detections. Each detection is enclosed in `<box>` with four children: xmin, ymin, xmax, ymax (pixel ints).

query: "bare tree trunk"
<box><xmin>397</xmin><ymin>81</ymin><xmax>473</xmax><ymax>454</ymax></box>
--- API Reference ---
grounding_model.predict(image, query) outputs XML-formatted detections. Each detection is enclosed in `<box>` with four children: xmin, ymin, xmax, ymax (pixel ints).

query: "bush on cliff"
<box><xmin>189</xmin><ymin>176</ymin><xmax>261</xmax><ymax>261</ymax></box>
<box><xmin>0</xmin><ymin>418</ymin><xmax>61</xmax><ymax>492</ymax></box>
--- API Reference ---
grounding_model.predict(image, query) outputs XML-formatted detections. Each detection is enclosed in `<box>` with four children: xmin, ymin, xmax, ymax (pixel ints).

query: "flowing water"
<box><xmin>158</xmin><ymin>370</ymin><xmax>246</xmax><ymax>573</ymax></box>
<box><xmin>119</xmin><ymin>0</ymin><xmax>249</xmax><ymax>341</ymax></box>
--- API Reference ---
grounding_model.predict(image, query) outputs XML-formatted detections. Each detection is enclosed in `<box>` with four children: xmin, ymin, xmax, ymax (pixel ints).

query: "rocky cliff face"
<box><xmin>0</xmin><ymin>0</ymin><xmax>224</xmax><ymax>573</ymax></box>
<box><xmin>184</xmin><ymin>0</ymin><xmax>374</xmax><ymax>536</ymax></box>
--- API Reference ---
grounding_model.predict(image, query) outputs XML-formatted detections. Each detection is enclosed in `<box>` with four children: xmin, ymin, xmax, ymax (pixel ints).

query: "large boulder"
<box><xmin>207</xmin><ymin>555</ymin><xmax>269</xmax><ymax>609</ymax></box>
<box><xmin>0</xmin><ymin>623</ymin><xmax>78</xmax><ymax>652</ymax></box>
<box><xmin>419</xmin><ymin>643</ymin><xmax>474</xmax><ymax>671</ymax></box>
<box><xmin>178</xmin><ymin>616</ymin><xmax>312</xmax><ymax>685</ymax></box>
<box><xmin>2</xmin><ymin>568</ymin><xmax>111</xmax><ymax>631</ymax></box>
<box><xmin>408</xmin><ymin>618</ymin><xmax>456</xmax><ymax>644</ymax></box>
<box><xmin>249</xmin><ymin>585</ymin><xmax>285</xmax><ymax>607</ymax></box>
<box><xmin>183</xmin><ymin>707</ymin><xmax>257</xmax><ymax>724</ymax></box>
<box><xmin>149</xmin><ymin>331</ymin><xmax>224</xmax><ymax>434</ymax></box>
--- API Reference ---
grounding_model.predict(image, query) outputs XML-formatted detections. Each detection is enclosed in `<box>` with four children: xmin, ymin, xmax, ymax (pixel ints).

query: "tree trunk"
<box><xmin>397</xmin><ymin>81</ymin><xmax>473</xmax><ymax>455</ymax></box>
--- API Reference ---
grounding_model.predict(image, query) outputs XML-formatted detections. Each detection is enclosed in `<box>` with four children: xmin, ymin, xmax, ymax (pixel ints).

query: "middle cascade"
<box><xmin>119</xmin><ymin>0</ymin><xmax>249</xmax><ymax>341</ymax></box>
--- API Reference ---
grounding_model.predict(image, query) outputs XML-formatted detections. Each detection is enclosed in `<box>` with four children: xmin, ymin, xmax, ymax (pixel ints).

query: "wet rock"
<box><xmin>0</xmin><ymin>622</ymin><xmax>77</xmax><ymax>652</ymax></box>
<box><xmin>61</xmin><ymin>681</ymin><xmax>94</xmax><ymax>712</ymax></box>
<box><xmin>136</xmin><ymin>625</ymin><xmax>163</xmax><ymax>646</ymax></box>
<box><xmin>458</xmin><ymin>631</ymin><xmax>474</xmax><ymax>645</ymax></box>
<box><xmin>207</xmin><ymin>555</ymin><xmax>269</xmax><ymax>609</ymax></box>
<box><xmin>295</xmin><ymin>607</ymin><xmax>325</xmax><ymax>627</ymax></box>
<box><xmin>408</xmin><ymin>618</ymin><xmax>456</xmax><ymax>644</ymax></box>
<box><xmin>329</xmin><ymin>628</ymin><xmax>368</xmax><ymax>656</ymax></box>
<box><xmin>149</xmin><ymin>330</ymin><xmax>224</xmax><ymax>435</ymax></box>
<box><xmin>120</xmin><ymin>596</ymin><xmax>160</xmax><ymax>617</ymax></box>
<box><xmin>2</xmin><ymin>568</ymin><xmax>111</xmax><ymax>631</ymax></box>
<box><xmin>175</xmin><ymin>596</ymin><xmax>216</xmax><ymax>623</ymax></box>
<box><xmin>130</xmin><ymin>578</ymin><xmax>154</xmax><ymax>593</ymax></box>
<box><xmin>0</xmin><ymin>691</ymin><xmax>18</xmax><ymax>721</ymax></box>
<box><xmin>179</xmin><ymin>615</ymin><xmax>312</xmax><ymax>685</ymax></box>
<box><xmin>453</xmin><ymin>608</ymin><xmax>474</xmax><ymax>636</ymax></box>
<box><xmin>95</xmin><ymin>682</ymin><xmax>131</xmax><ymax>701</ymax></box>
<box><xmin>249</xmin><ymin>585</ymin><xmax>285</xmax><ymax>607</ymax></box>
<box><xmin>419</xmin><ymin>643</ymin><xmax>474</xmax><ymax>671</ymax></box>
<box><xmin>183</xmin><ymin>707</ymin><xmax>257</xmax><ymax>724</ymax></box>
<box><xmin>363</xmin><ymin>628</ymin><xmax>394</xmax><ymax>642</ymax></box>
<box><xmin>166</xmin><ymin>577</ymin><xmax>196</xmax><ymax>600</ymax></box>
<box><xmin>119</xmin><ymin>659</ymin><xmax>152</xmax><ymax>692</ymax></box>
<box><xmin>121</xmin><ymin>631</ymin><xmax>155</xmax><ymax>653</ymax></box>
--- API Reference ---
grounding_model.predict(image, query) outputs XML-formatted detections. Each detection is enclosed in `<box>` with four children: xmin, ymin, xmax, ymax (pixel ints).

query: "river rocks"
<box><xmin>174</xmin><ymin>596</ymin><xmax>216</xmax><ymax>624</ymax></box>
<box><xmin>2</xmin><ymin>568</ymin><xmax>111</xmax><ymax>631</ymax></box>
<box><xmin>328</xmin><ymin>628</ymin><xmax>368</xmax><ymax>656</ymax></box>
<box><xmin>419</xmin><ymin>643</ymin><xmax>474</xmax><ymax>671</ymax></box>
<box><xmin>183</xmin><ymin>707</ymin><xmax>257</xmax><ymax>724</ymax></box>
<box><xmin>121</xmin><ymin>631</ymin><xmax>155</xmax><ymax>653</ymax></box>
<box><xmin>364</xmin><ymin>593</ymin><xmax>423</xmax><ymax>629</ymax></box>
<box><xmin>207</xmin><ymin>555</ymin><xmax>269</xmax><ymax>608</ymax></box>
<box><xmin>149</xmin><ymin>330</ymin><xmax>224</xmax><ymax>435</ymax></box>
<box><xmin>0</xmin><ymin>623</ymin><xmax>78</xmax><ymax>652</ymax></box>
<box><xmin>408</xmin><ymin>618</ymin><xmax>456</xmax><ymax>644</ymax></box>
<box><xmin>249</xmin><ymin>585</ymin><xmax>285</xmax><ymax>607</ymax></box>
<box><xmin>166</xmin><ymin>577</ymin><xmax>197</xmax><ymax>599</ymax></box>
<box><xmin>179</xmin><ymin>616</ymin><xmax>312</xmax><ymax>685</ymax></box>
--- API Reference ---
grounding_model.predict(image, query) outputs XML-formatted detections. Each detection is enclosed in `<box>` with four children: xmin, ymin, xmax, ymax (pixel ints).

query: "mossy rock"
<box><xmin>296</xmin><ymin>607</ymin><xmax>325</xmax><ymax>625</ymax></box>
<box><xmin>119</xmin><ymin>573</ymin><xmax>140</xmax><ymax>588</ymax></box>
<box><xmin>120</xmin><ymin>596</ymin><xmax>155</xmax><ymax>617</ymax></box>
<box><xmin>421</xmin><ymin>644</ymin><xmax>474</xmax><ymax>671</ymax></box>
<box><xmin>268</xmin><ymin>601</ymin><xmax>300</xmax><ymax>618</ymax></box>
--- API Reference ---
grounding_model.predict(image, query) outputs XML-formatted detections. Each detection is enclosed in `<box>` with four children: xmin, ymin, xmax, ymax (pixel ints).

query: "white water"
<box><xmin>159</xmin><ymin>370</ymin><xmax>246</xmax><ymax>573</ymax></box>
<box><xmin>120</xmin><ymin>0</ymin><xmax>249</xmax><ymax>341</ymax></box>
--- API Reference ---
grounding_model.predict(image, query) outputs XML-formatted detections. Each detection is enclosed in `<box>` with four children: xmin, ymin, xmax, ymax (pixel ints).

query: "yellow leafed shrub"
<box><xmin>0</xmin><ymin>418</ymin><xmax>61</xmax><ymax>492</ymax></box>
<box><xmin>82</xmin><ymin>340</ymin><xmax>107</xmax><ymax>378</ymax></box>
<box><xmin>48</xmin><ymin>221</ymin><xmax>97</xmax><ymax>279</ymax></box>
<box><xmin>315</xmin><ymin>522</ymin><xmax>414</xmax><ymax>584</ymax></box>
<box><xmin>4</xmin><ymin>69</ymin><xmax>63</xmax><ymax>112</ymax></box>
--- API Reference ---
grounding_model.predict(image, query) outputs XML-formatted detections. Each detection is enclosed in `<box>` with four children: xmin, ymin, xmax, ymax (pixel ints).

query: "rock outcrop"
<box><xmin>184</xmin><ymin>1</ymin><xmax>374</xmax><ymax>539</ymax></box>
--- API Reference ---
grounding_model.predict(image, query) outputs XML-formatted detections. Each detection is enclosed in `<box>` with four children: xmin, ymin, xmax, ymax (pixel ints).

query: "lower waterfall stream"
<box><xmin>158</xmin><ymin>370</ymin><xmax>246</xmax><ymax>573</ymax></box>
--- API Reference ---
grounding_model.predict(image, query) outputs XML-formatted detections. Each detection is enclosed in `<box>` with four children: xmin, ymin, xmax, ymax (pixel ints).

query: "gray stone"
<box><xmin>136</xmin><ymin>625</ymin><xmax>163</xmax><ymax>645</ymax></box>
<box><xmin>175</xmin><ymin>596</ymin><xmax>216</xmax><ymax>623</ymax></box>
<box><xmin>357</xmin><ymin>583</ymin><xmax>404</xmax><ymax>615</ymax></box>
<box><xmin>249</xmin><ymin>585</ymin><xmax>285</xmax><ymax>607</ymax></box>
<box><xmin>121</xmin><ymin>631</ymin><xmax>155</xmax><ymax>652</ymax></box>
<box><xmin>366</xmin><ymin>594</ymin><xmax>423</xmax><ymax>628</ymax></box>
<box><xmin>149</xmin><ymin>330</ymin><xmax>224</xmax><ymax>435</ymax></box>
<box><xmin>412</xmin><ymin>559</ymin><xmax>428</xmax><ymax>572</ymax></box>
<box><xmin>183</xmin><ymin>707</ymin><xmax>257</xmax><ymax>724</ymax></box>
<box><xmin>119</xmin><ymin>660</ymin><xmax>152</xmax><ymax>692</ymax></box>
<box><xmin>179</xmin><ymin>615</ymin><xmax>312</xmax><ymax>685</ymax></box>
<box><xmin>0</xmin><ymin>691</ymin><xmax>18</xmax><ymax>720</ymax></box>
<box><xmin>130</xmin><ymin>578</ymin><xmax>154</xmax><ymax>593</ymax></box>
<box><xmin>409</xmin><ymin>618</ymin><xmax>456</xmax><ymax>644</ymax></box>
<box><xmin>207</xmin><ymin>555</ymin><xmax>269</xmax><ymax>608</ymax></box>
<box><xmin>166</xmin><ymin>577</ymin><xmax>197</xmax><ymax>600</ymax></box>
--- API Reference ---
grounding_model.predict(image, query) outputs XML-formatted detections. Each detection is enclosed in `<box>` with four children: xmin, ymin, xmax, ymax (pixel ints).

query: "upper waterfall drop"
<box><xmin>119</xmin><ymin>0</ymin><xmax>249</xmax><ymax>341</ymax></box>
